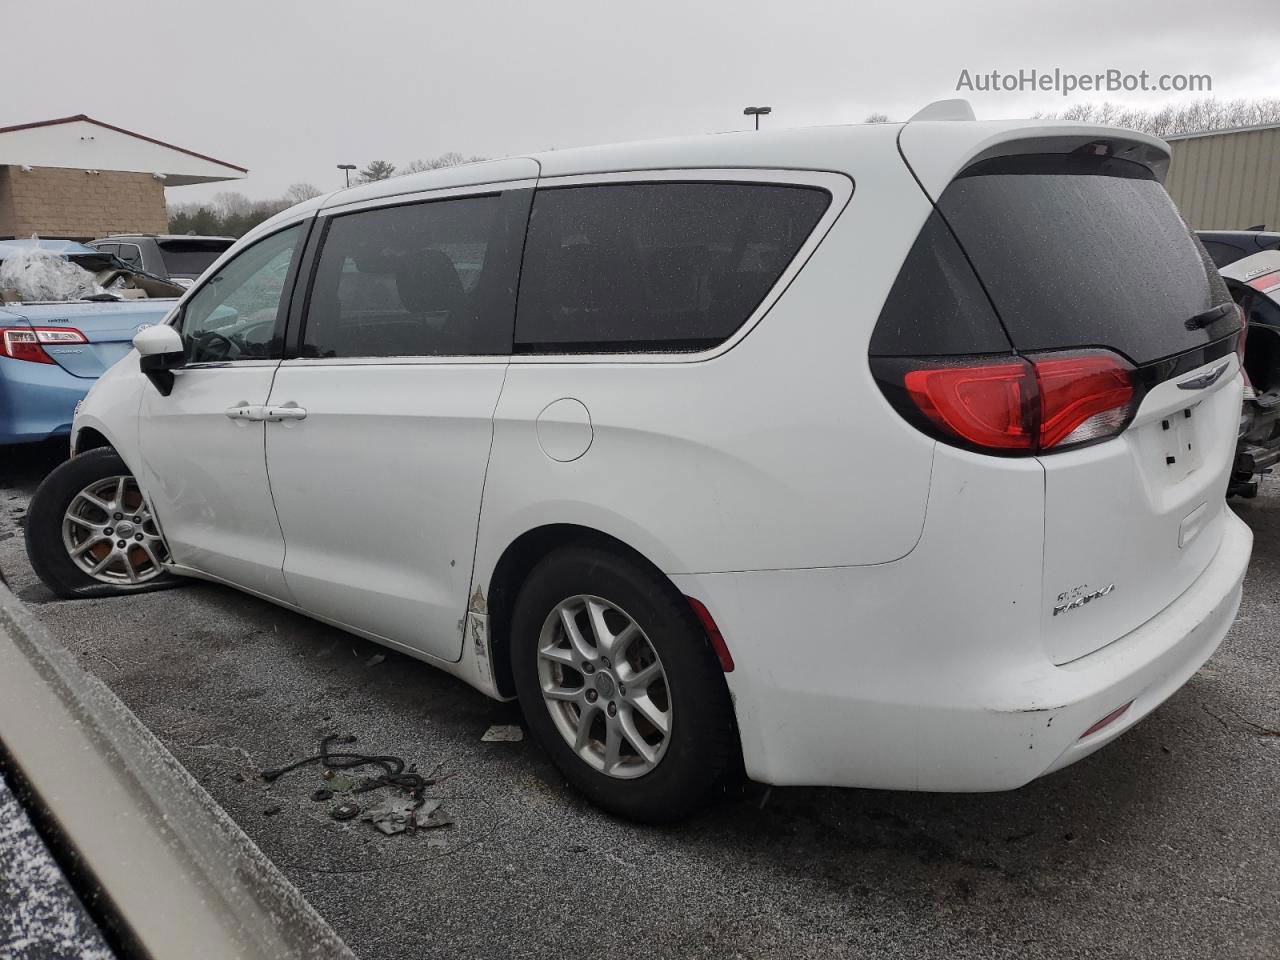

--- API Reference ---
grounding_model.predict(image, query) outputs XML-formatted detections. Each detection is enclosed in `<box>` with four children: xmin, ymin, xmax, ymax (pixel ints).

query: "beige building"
<box><xmin>1165</xmin><ymin>122</ymin><xmax>1280</xmax><ymax>231</ymax></box>
<box><xmin>0</xmin><ymin>115</ymin><xmax>245</xmax><ymax>241</ymax></box>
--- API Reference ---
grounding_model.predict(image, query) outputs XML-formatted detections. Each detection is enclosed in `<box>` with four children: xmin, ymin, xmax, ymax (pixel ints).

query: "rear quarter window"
<box><xmin>514</xmin><ymin>181</ymin><xmax>830</xmax><ymax>353</ymax></box>
<box><xmin>868</xmin><ymin>210</ymin><xmax>1012</xmax><ymax>356</ymax></box>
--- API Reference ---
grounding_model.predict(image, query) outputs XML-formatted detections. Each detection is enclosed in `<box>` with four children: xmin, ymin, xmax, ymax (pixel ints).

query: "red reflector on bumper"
<box><xmin>1079</xmin><ymin>700</ymin><xmax>1133</xmax><ymax>739</ymax></box>
<box><xmin>686</xmin><ymin>596</ymin><xmax>734</xmax><ymax>672</ymax></box>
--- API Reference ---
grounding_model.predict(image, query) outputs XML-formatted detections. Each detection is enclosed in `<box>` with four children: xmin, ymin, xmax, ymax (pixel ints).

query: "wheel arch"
<box><xmin>485</xmin><ymin>523</ymin><xmax>682</xmax><ymax>699</ymax></box>
<box><xmin>71</xmin><ymin>425</ymin><xmax>114</xmax><ymax>455</ymax></box>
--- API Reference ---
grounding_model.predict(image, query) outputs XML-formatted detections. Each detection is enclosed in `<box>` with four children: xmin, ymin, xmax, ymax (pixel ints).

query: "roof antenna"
<box><xmin>908</xmin><ymin>99</ymin><xmax>977</xmax><ymax>122</ymax></box>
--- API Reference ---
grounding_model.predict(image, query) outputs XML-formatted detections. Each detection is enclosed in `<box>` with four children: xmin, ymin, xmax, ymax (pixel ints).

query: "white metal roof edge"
<box><xmin>1165</xmin><ymin>121</ymin><xmax>1280</xmax><ymax>142</ymax></box>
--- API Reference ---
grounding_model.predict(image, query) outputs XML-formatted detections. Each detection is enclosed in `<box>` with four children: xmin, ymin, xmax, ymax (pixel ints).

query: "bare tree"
<box><xmin>211</xmin><ymin>191</ymin><xmax>253</xmax><ymax>220</ymax></box>
<box><xmin>400</xmin><ymin>152</ymin><xmax>487</xmax><ymax>175</ymax></box>
<box><xmin>1034</xmin><ymin>97</ymin><xmax>1280</xmax><ymax>138</ymax></box>
<box><xmin>864</xmin><ymin>112</ymin><xmax>891</xmax><ymax>123</ymax></box>
<box><xmin>283</xmin><ymin>182</ymin><xmax>323</xmax><ymax>205</ymax></box>
<box><xmin>166</xmin><ymin>156</ymin><xmax>483</xmax><ymax>237</ymax></box>
<box><xmin>359</xmin><ymin>160</ymin><xmax>397</xmax><ymax>182</ymax></box>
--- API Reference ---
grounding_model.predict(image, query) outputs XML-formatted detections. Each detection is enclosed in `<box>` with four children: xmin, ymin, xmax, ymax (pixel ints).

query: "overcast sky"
<box><xmin>9</xmin><ymin>0</ymin><xmax>1279</xmax><ymax>205</ymax></box>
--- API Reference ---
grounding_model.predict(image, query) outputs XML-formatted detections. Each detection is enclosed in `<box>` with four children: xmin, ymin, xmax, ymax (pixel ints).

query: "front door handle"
<box><xmin>225</xmin><ymin>402</ymin><xmax>267</xmax><ymax>421</ymax></box>
<box><xmin>263</xmin><ymin>403</ymin><xmax>307</xmax><ymax>422</ymax></box>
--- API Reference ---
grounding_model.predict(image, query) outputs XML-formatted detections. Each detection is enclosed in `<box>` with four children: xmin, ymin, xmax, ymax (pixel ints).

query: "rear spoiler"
<box><xmin>899</xmin><ymin>116</ymin><xmax>1172</xmax><ymax>201</ymax></box>
<box><xmin>0</xmin><ymin>579</ymin><xmax>355</xmax><ymax>960</ymax></box>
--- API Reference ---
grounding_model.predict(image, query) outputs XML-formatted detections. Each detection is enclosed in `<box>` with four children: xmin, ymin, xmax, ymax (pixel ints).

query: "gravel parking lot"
<box><xmin>2</xmin><ymin>440</ymin><xmax>1278</xmax><ymax>960</ymax></box>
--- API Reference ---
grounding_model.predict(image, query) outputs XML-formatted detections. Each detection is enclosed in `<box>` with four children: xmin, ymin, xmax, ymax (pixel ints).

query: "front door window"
<box><xmin>178</xmin><ymin>224</ymin><xmax>303</xmax><ymax>363</ymax></box>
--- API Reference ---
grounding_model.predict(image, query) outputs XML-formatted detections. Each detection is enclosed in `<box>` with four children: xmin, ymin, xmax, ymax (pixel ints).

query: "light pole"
<box><xmin>743</xmin><ymin>106</ymin><xmax>772</xmax><ymax>131</ymax></box>
<box><xmin>337</xmin><ymin>163</ymin><xmax>357</xmax><ymax>187</ymax></box>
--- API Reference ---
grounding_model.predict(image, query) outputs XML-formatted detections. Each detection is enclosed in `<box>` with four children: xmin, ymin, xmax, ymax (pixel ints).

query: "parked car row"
<box><xmin>21</xmin><ymin>105</ymin><xmax>1254</xmax><ymax>822</ymax></box>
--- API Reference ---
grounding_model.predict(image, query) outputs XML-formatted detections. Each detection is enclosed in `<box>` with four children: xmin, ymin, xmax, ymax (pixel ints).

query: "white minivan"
<box><xmin>27</xmin><ymin>106</ymin><xmax>1253</xmax><ymax>821</ymax></box>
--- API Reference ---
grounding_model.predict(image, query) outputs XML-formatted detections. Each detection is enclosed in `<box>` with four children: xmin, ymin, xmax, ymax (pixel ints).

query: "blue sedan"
<box><xmin>0</xmin><ymin>240</ymin><xmax>180</xmax><ymax>445</ymax></box>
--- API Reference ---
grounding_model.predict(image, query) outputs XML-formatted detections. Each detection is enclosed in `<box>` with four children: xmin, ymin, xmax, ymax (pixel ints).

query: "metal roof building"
<box><xmin>0</xmin><ymin>115</ymin><xmax>246</xmax><ymax>241</ymax></box>
<box><xmin>1164</xmin><ymin>121</ymin><xmax>1280</xmax><ymax>231</ymax></box>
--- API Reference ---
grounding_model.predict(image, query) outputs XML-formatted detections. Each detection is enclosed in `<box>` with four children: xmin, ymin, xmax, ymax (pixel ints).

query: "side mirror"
<box><xmin>134</xmin><ymin>325</ymin><xmax>185</xmax><ymax>396</ymax></box>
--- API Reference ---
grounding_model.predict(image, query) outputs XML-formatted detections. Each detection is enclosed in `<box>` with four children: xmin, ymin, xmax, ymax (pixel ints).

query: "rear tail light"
<box><xmin>1247</xmin><ymin>270</ymin><xmax>1280</xmax><ymax>294</ymax></box>
<box><xmin>904</xmin><ymin>359</ymin><xmax>1033</xmax><ymax>450</ymax></box>
<box><xmin>1035</xmin><ymin>353</ymin><xmax>1138</xmax><ymax>449</ymax></box>
<box><xmin>874</xmin><ymin>349</ymin><xmax>1139</xmax><ymax>455</ymax></box>
<box><xmin>0</xmin><ymin>326</ymin><xmax>88</xmax><ymax>365</ymax></box>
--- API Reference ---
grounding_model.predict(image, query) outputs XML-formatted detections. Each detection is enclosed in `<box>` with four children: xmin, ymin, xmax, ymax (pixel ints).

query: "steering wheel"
<box><xmin>189</xmin><ymin>331</ymin><xmax>236</xmax><ymax>363</ymax></box>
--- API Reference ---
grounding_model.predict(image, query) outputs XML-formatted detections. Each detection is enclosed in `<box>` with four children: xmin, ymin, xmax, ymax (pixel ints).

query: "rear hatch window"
<box><xmin>156</xmin><ymin>239</ymin><xmax>233</xmax><ymax>277</ymax></box>
<box><xmin>937</xmin><ymin>153</ymin><xmax>1234</xmax><ymax>364</ymax></box>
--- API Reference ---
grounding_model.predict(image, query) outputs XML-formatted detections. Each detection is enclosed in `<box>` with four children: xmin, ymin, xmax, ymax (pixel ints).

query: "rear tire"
<box><xmin>510</xmin><ymin>545</ymin><xmax>737</xmax><ymax>823</ymax></box>
<box><xmin>25</xmin><ymin>448</ymin><xmax>181</xmax><ymax>599</ymax></box>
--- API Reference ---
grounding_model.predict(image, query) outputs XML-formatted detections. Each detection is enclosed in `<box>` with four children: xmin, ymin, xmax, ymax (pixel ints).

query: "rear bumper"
<box><xmin>672</xmin><ymin>509</ymin><xmax>1252</xmax><ymax>792</ymax></box>
<box><xmin>0</xmin><ymin>355</ymin><xmax>90</xmax><ymax>445</ymax></box>
<box><xmin>1034</xmin><ymin>509</ymin><xmax>1249</xmax><ymax>777</ymax></box>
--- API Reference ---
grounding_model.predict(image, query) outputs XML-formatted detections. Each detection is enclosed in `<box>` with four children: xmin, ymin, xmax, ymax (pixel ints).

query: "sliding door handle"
<box><xmin>264</xmin><ymin>403</ymin><xmax>307</xmax><ymax>422</ymax></box>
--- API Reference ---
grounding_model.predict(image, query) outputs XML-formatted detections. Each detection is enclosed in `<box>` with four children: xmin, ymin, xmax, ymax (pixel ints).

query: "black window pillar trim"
<box><xmin>494</xmin><ymin>186</ymin><xmax>535</xmax><ymax>356</ymax></box>
<box><xmin>283</xmin><ymin>214</ymin><xmax>326</xmax><ymax>360</ymax></box>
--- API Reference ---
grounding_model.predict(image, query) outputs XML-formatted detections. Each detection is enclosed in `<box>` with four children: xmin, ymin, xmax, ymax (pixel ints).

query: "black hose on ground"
<box><xmin>261</xmin><ymin>734</ymin><xmax>437</xmax><ymax>799</ymax></box>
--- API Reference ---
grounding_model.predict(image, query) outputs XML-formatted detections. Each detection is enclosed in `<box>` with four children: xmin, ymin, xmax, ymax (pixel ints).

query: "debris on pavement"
<box><xmin>261</xmin><ymin>734</ymin><xmax>453</xmax><ymax>838</ymax></box>
<box><xmin>263</xmin><ymin>734</ymin><xmax>435</xmax><ymax>795</ymax></box>
<box><xmin>365</xmin><ymin>654</ymin><xmax>386</xmax><ymax>668</ymax></box>
<box><xmin>330</xmin><ymin>802</ymin><xmax>360</xmax><ymax>822</ymax></box>
<box><xmin>360</xmin><ymin>795</ymin><xmax>454</xmax><ymax>835</ymax></box>
<box><xmin>320</xmin><ymin>771</ymin><xmax>356</xmax><ymax>793</ymax></box>
<box><xmin>364</xmin><ymin>795</ymin><xmax>417</xmax><ymax>835</ymax></box>
<box><xmin>262</xmin><ymin>805</ymin><xmax>282</xmax><ymax>817</ymax></box>
<box><xmin>481</xmin><ymin>724</ymin><xmax>524</xmax><ymax>742</ymax></box>
<box><xmin>421</xmin><ymin>806</ymin><xmax>453</xmax><ymax>830</ymax></box>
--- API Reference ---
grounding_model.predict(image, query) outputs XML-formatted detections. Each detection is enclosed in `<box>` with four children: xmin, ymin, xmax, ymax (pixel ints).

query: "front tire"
<box><xmin>25</xmin><ymin>448</ymin><xmax>180</xmax><ymax>599</ymax></box>
<box><xmin>510</xmin><ymin>546</ymin><xmax>737</xmax><ymax>823</ymax></box>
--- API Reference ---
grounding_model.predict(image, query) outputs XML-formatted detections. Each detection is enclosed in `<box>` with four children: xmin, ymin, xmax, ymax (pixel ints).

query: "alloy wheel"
<box><xmin>61</xmin><ymin>475</ymin><xmax>169</xmax><ymax>585</ymax></box>
<box><xmin>536</xmin><ymin>594</ymin><xmax>672</xmax><ymax>779</ymax></box>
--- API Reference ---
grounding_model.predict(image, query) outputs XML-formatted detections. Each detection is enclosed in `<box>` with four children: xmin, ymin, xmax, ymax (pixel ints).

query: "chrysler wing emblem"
<box><xmin>1176</xmin><ymin>361</ymin><xmax>1230</xmax><ymax>391</ymax></box>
